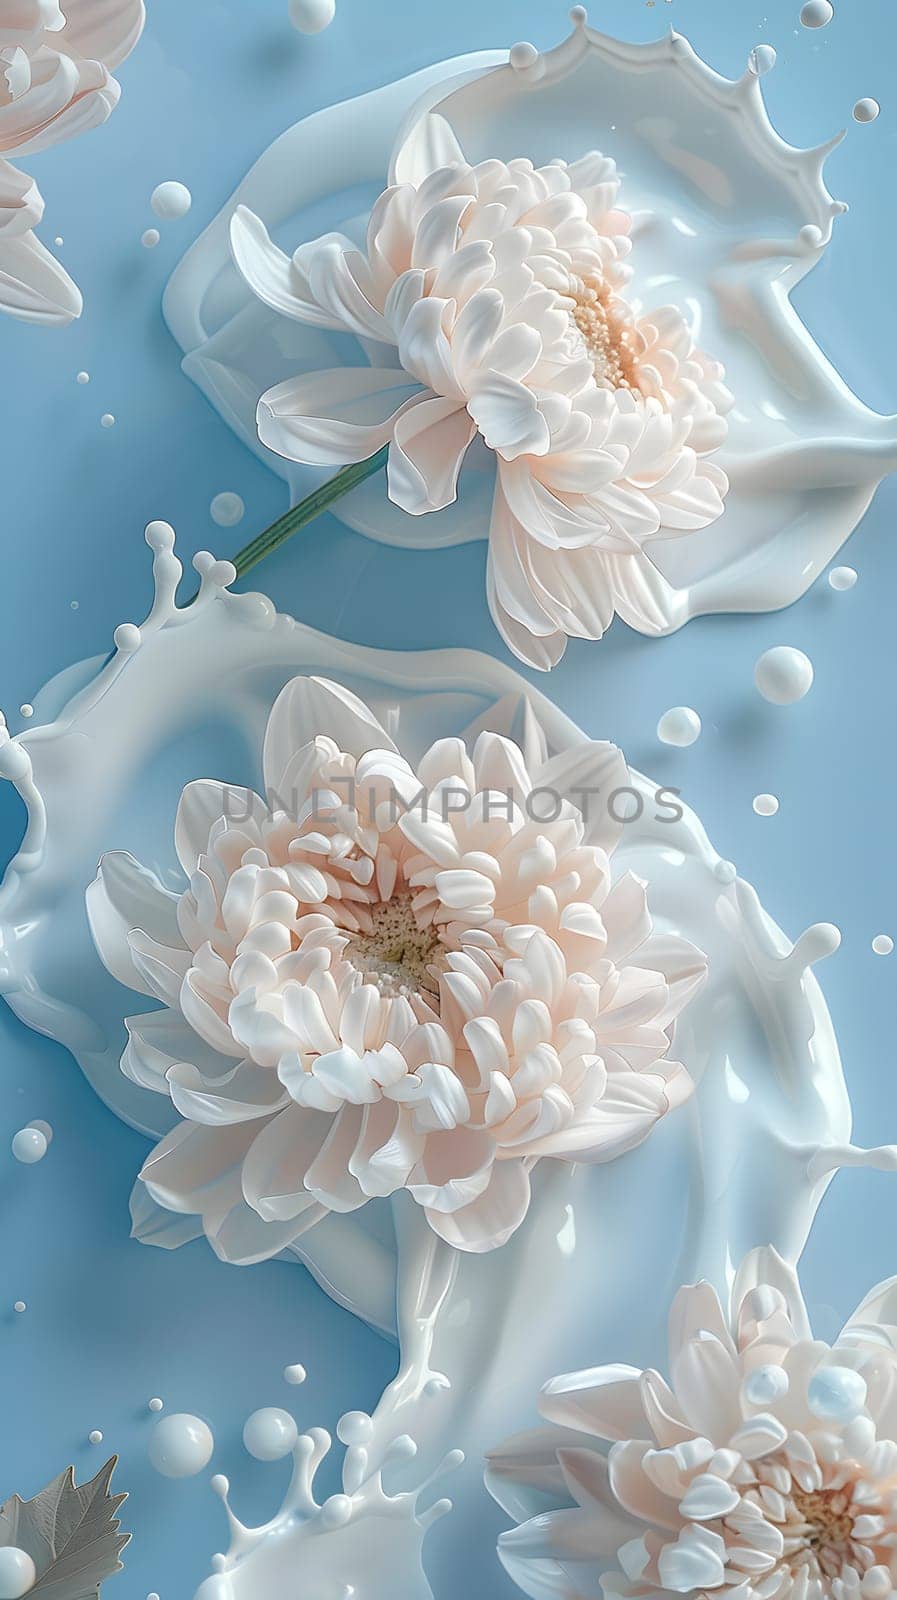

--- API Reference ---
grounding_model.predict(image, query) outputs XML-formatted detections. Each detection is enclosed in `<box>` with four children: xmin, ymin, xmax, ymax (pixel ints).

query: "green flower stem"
<box><xmin>229</xmin><ymin>446</ymin><xmax>389</xmax><ymax>583</ymax></box>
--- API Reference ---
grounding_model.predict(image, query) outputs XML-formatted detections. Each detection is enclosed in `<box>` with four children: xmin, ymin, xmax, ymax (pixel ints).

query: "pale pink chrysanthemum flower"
<box><xmin>230</xmin><ymin>141</ymin><xmax>732</xmax><ymax>669</ymax></box>
<box><xmin>491</xmin><ymin>1247</ymin><xmax>897</xmax><ymax>1600</ymax></box>
<box><xmin>88</xmin><ymin>675</ymin><xmax>705</xmax><ymax>1262</ymax></box>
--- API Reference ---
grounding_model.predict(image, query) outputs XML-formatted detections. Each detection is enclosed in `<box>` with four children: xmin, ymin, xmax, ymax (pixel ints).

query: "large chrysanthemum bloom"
<box><xmin>230</xmin><ymin>140</ymin><xmax>732</xmax><ymax>669</ymax></box>
<box><xmin>0</xmin><ymin>0</ymin><xmax>144</xmax><ymax>323</ymax></box>
<box><xmin>491</xmin><ymin>1247</ymin><xmax>897</xmax><ymax>1600</ymax></box>
<box><xmin>87</xmin><ymin>675</ymin><xmax>706</xmax><ymax>1263</ymax></box>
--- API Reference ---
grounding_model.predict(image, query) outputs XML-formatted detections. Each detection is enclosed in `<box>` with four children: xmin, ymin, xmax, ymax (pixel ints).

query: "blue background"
<box><xmin>1</xmin><ymin>0</ymin><xmax>896</xmax><ymax>1595</ymax></box>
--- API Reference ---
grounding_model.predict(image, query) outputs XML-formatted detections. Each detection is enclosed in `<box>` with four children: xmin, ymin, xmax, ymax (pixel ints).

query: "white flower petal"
<box><xmin>229</xmin><ymin>205</ymin><xmax>338</xmax><ymax>328</ymax></box>
<box><xmin>263</xmin><ymin>674</ymin><xmax>397</xmax><ymax>793</ymax></box>
<box><xmin>657</xmin><ymin>1525</ymin><xmax>726</xmax><ymax>1592</ymax></box>
<box><xmin>540</xmin><ymin>1364</ymin><xmax>648</xmax><ymax>1441</ymax></box>
<box><xmin>468</xmin><ymin>373</ymin><xmax>551</xmax><ymax>460</ymax></box>
<box><xmin>678</xmin><ymin>1472</ymin><xmax>742</xmax><ymax>1520</ymax></box>
<box><xmin>258</xmin><ymin>366</ymin><xmax>424</xmax><ymax>467</ymax></box>
<box><xmin>728</xmin><ymin>1412</ymin><xmax>789</xmax><ymax>1460</ymax></box>
<box><xmin>388</xmin><ymin>394</ymin><xmax>475</xmax><ymax>514</ymax></box>
<box><xmin>424</xmin><ymin>1154</ymin><xmax>530</xmax><ymax>1251</ymax></box>
<box><xmin>87</xmin><ymin>850</ymin><xmax>183</xmax><ymax>996</ymax></box>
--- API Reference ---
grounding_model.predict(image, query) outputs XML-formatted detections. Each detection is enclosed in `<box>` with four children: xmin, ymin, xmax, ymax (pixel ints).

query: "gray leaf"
<box><xmin>0</xmin><ymin>1456</ymin><xmax>130</xmax><ymax>1598</ymax></box>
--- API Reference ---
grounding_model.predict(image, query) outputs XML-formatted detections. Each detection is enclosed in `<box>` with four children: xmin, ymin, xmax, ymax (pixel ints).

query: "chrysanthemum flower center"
<box><xmin>790</xmin><ymin>1488</ymin><xmax>857</xmax><ymax>1577</ymax></box>
<box><xmin>345</xmin><ymin>892</ymin><xmax>445</xmax><ymax>1000</ymax></box>
<box><xmin>569</xmin><ymin>273</ymin><xmax>641</xmax><ymax>391</ymax></box>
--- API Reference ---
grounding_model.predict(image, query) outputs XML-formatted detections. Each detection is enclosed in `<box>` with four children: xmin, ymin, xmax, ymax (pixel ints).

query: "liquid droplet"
<box><xmin>145</xmin><ymin>520</ymin><xmax>176</xmax><ymax>550</ymax></box>
<box><xmin>283</xmin><ymin>1363</ymin><xmax>306</xmax><ymax>1385</ymax></box>
<box><xmin>321</xmin><ymin>1494</ymin><xmax>353</xmax><ymax>1529</ymax></box>
<box><xmin>114</xmin><ymin>623</ymin><xmax>141</xmax><ymax>653</ymax></box>
<box><xmin>657</xmin><ymin>706</ymin><xmax>702</xmax><ymax>747</ymax></box>
<box><xmin>288</xmin><ymin>0</ymin><xmax>336</xmax><ymax>32</ymax></box>
<box><xmin>743</xmin><ymin>1364</ymin><xmax>789</xmax><ymax>1405</ymax></box>
<box><xmin>151</xmin><ymin>181</ymin><xmax>193</xmax><ymax>219</ymax></box>
<box><xmin>142</xmin><ymin>228</ymin><xmax>161</xmax><ymax>249</ymax></box>
<box><xmin>148</xmin><ymin>1397</ymin><xmax>164</xmax><ymax>1413</ymax></box>
<box><xmin>800</xmin><ymin>0</ymin><xmax>833</xmax><ymax>26</ymax></box>
<box><xmin>13</xmin><ymin>1302</ymin><xmax>26</xmax><ymax>1314</ymax></box>
<box><xmin>76</xmin><ymin>371</ymin><xmax>90</xmax><ymax>385</ymax></box>
<box><xmin>510</xmin><ymin>41</ymin><xmax>539</xmax><ymax>70</ymax></box>
<box><xmin>872</xmin><ymin>935</ymin><xmax>894</xmax><ymax>956</ymax></box>
<box><xmin>100</xmin><ymin>413</ymin><xmax>115</xmax><ymax>429</ymax></box>
<box><xmin>853</xmin><ymin>98</ymin><xmax>880</xmax><ymax>123</ymax></box>
<box><xmin>11</xmin><ymin>1126</ymin><xmax>47</xmax><ymax>1164</ymax></box>
<box><xmin>829</xmin><ymin>565</ymin><xmax>857</xmax><ymax>590</ymax></box>
<box><xmin>807</xmin><ymin>1365</ymin><xmax>867</xmax><ymax>1421</ymax></box>
<box><xmin>149</xmin><ymin>1414</ymin><xmax>214</xmax><ymax>1478</ymax></box>
<box><xmin>336</xmin><ymin>1410</ymin><xmax>373</xmax><ymax>1446</ymax></box>
<box><xmin>19</xmin><ymin>705</ymin><xmax>33</xmax><ymax>719</ymax></box>
<box><xmin>754</xmin><ymin>646</ymin><xmax>814</xmax><ymax>704</ymax></box>
<box><xmin>753</xmin><ymin>793</ymin><xmax>780</xmax><ymax>816</ymax></box>
<box><xmin>88</xmin><ymin>1429</ymin><xmax>103</xmax><ymax>1445</ymax></box>
<box><xmin>714</xmin><ymin>860</ymin><xmax>737</xmax><ymax>885</ymax></box>
<box><xmin>0</xmin><ymin>1546</ymin><xmax>37</xmax><ymax>1598</ymax></box>
<box><xmin>243</xmin><ymin>1408</ymin><xmax>298</xmax><ymax>1461</ymax></box>
<box><xmin>748</xmin><ymin>43</ymin><xmax>777</xmax><ymax>75</ymax></box>
<box><xmin>210</xmin><ymin>492</ymin><xmax>245</xmax><ymax>528</ymax></box>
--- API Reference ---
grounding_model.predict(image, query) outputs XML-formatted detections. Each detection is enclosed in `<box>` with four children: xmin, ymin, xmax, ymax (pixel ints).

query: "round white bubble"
<box><xmin>210</xmin><ymin>492</ymin><xmax>245</xmax><ymax>528</ymax></box>
<box><xmin>510</xmin><ymin>42</ymin><xmax>539</xmax><ymax>70</ymax></box>
<box><xmin>100</xmin><ymin>414</ymin><xmax>115</xmax><ymax>429</ymax></box>
<box><xmin>149</xmin><ymin>1413</ymin><xmax>214</xmax><ymax>1478</ymax></box>
<box><xmin>11</xmin><ymin>1126</ymin><xmax>47</xmax><ymax>1164</ymax></box>
<box><xmin>13</xmin><ymin>1301</ymin><xmax>25</xmax><ymax>1314</ymax></box>
<box><xmin>853</xmin><ymin>98</ymin><xmax>881</xmax><ymax>123</ymax></box>
<box><xmin>148</xmin><ymin>1397</ymin><xmax>164</xmax><ymax>1412</ymax></box>
<box><xmin>337</xmin><ymin>1410</ymin><xmax>373</xmax><ymax>1446</ymax></box>
<box><xmin>800</xmin><ymin>0</ymin><xmax>833</xmax><ymax>26</ymax></box>
<box><xmin>151</xmin><ymin>181</ymin><xmax>193</xmax><ymax>220</ymax></box>
<box><xmin>807</xmin><ymin>1365</ymin><xmax>867</xmax><ymax>1422</ymax></box>
<box><xmin>243</xmin><ymin>1408</ymin><xmax>298</xmax><ymax>1461</ymax></box>
<box><xmin>88</xmin><ymin>1429</ymin><xmax>103</xmax><ymax>1445</ymax></box>
<box><xmin>829</xmin><ymin>565</ymin><xmax>857</xmax><ymax>590</ymax></box>
<box><xmin>872</xmin><ymin>935</ymin><xmax>894</xmax><ymax>956</ymax></box>
<box><xmin>754</xmin><ymin>646</ymin><xmax>814</xmax><ymax>705</ymax></box>
<box><xmin>76</xmin><ymin>371</ymin><xmax>89</xmax><ymax>385</ymax></box>
<box><xmin>283</xmin><ymin>1363</ymin><xmax>306</xmax><ymax>1385</ymax></box>
<box><xmin>753</xmin><ymin>793</ymin><xmax>780</xmax><ymax>817</ymax></box>
<box><xmin>0</xmin><ymin>1547</ymin><xmax>37</xmax><ymax>1599</ymax></box>
<box><xmin>288</xmin><ymin>0</ymin><xmax>335</xmax><ymax>32</ymax></box>
<box><xmin>657</xmin><ymin>706</ymin><xmax>701</xmax><ymax>747</ymax></box>
<box><xmin>742</xmin><ymin>1364</ymin><xmax>789</xmax><ymax>1406</ymax></box>
<box><xmin>141</xmin><ymin>228</ymin><xmax>160</xmax><ymax>249</ymax></box>
<box><xmin>748</xmin><ymin>44</ymin><xmax>777</xmax><ymax>75</ymax></box>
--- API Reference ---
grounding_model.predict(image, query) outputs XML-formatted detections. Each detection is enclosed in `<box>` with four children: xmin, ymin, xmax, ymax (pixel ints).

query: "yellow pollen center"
<box><xmin>570</xmin><ymin>273</ymin><xmax>640</xmax><ymax>391</ymax></box>
<box><xmin>791</xmin><ymin>1489</ymin><xmax>857</xmax><ymax>1578</ymax></box>
<box><xmin>346</xmin><ymin>892</ymin><xmax>444</xmax><ymax>1000</ymax></box>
